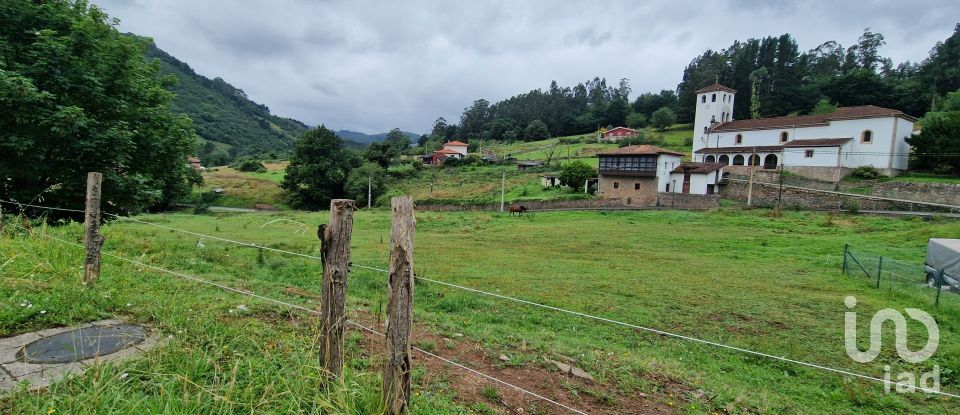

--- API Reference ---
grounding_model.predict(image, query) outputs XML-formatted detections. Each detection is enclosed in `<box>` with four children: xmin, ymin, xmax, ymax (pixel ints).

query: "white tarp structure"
<box><xmin>927</xmin><ymin>238</ymin><xmax>960</xmax><ymax>278</ymax></box>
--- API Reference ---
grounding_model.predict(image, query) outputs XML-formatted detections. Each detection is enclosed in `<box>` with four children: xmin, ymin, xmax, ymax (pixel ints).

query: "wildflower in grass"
<box><xmin>47</xmin><ymin>408</ymin><xmax>55</xmax><ymax>414</ymax></box>
<box><xmin>40</xmin><ymin>310</ymin><xmax>46</xmax><ymax>314</ymax></box>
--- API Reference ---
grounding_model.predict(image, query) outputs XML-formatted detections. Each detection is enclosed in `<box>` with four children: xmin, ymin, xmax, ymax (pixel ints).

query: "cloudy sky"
<box><xmin>93</xmin><ymin>0</ymin><xmax>957</xmax><ymax>134</ymax></box>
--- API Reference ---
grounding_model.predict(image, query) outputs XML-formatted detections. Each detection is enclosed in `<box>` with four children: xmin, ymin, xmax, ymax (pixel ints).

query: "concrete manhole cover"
<box><xmin>16</xmin><ymin>324</ymin><xmax>146</xmax><ymax>364</ymax></box>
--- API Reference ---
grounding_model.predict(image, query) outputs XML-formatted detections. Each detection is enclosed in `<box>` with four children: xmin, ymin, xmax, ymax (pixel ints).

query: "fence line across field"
<box><xmin>8</xmin><ymin>223</ymin><xmax>588</xmax><ymax>415</ymax></box>
<box><xmin>5</xmin><ymin>199</ymin><xmax>959</xmax><ymax>398</ymax></box>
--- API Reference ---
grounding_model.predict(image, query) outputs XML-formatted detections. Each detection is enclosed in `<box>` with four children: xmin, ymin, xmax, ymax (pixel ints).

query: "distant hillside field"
<box><xmin>144</xmin><ymin>39</ymin><xmax>309</xmax><ymax>162</ymax></box>
<box><xmin>486</xmin><ymin>124</ymin><xmax>694</xmax><ymax>168</ymax></box>
<box><xmin>337</xmin><ymin>130</ymin><xmax>421</xmax><ymax>145</ymax></box>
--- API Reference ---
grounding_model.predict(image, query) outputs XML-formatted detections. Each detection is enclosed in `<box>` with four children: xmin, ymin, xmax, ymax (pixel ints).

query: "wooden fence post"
<box><xmin>83</xmin><ymin>172</ymin><xmax>104</xmax><ymax>286</ymax></box>
<box><xmin>383</xmin><ymin>195</ymin><xmax>416</xmax><ymax>415</ymax></box>
<box><xmin>318</xmin><ymin>198</ymin><xmax>356</xmax><ymax>378</ymax></box>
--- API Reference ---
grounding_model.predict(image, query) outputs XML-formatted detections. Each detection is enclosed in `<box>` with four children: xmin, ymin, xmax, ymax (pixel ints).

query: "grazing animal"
<box><xmin>508</xmin><ymin>205</ymin><xmax>528</xmax><ymax>216</ymax></box>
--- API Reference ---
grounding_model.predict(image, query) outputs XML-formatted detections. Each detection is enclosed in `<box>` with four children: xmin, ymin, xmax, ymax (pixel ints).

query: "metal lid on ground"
<box><xmin>16</xmin><ymin>324</ymin><xmax>146</xmax><ymax>364</ymax></box>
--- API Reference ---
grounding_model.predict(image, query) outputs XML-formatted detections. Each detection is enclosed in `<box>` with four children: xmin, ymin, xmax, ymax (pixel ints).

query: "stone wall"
<box><xmin>871</xmin><ymin>182</ymin><xmax>960</xmax><ymax>206</ymax></box>
<box><xmin>720</xmin><ymin>180</ymin><xmax>957</xmax><ymax>212</ymax></box>
<box><xmin>415</xmin><ymin>198</ymin><xmax>626</xmax><ymax>212</ymax></box>
<box><xmin>656</xmin><ymin>193</ymin><xmax>720</xmax><ymax>210</ymax></box>
<box><xmin>597</xmin><ymin>175</ymin><xmax>659</xmax><ymax>206</ymax></box>
<box><xmin>726</xmin><ymin>171</ymin><xmax>960</xmax><ymax>207</ymax></box>
<box><xmin>783</xmin><ymin>166</ymin><xmax>850</xmax><ymax>182</ymax></box>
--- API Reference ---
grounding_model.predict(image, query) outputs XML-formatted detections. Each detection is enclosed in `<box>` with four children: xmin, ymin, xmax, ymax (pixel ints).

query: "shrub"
<box><xmin>559</xmin><ymin>161</ymin><xmax>597</xmax><ymax>189</ymax></box>
<box><xmin>442</xmin><ymin>157</ymin><xmax>462</xmax><ymax>167</ymax></box>
<box><xmin>850</xmin><ymin>166</ymin><xmax>881</xmax><ymax>179</ymax></box>
<box><xmin>650</xmin><ymin>107</ymin><xmax>677</xmax><ymax>130</ymax></box>
<box><xmin>192</xmin><ymin>190</ymin><xmax>219</xmax><ymax>214</ymax></box>
<box><xmin>842</xmin><ymin>198</ymin><xmax>860</xmax><ymax>214</ymax></box>
<box><xmin>232</xmin><ymin>157</ymin><xmax>266</xmax><ymax>173</ymax></box>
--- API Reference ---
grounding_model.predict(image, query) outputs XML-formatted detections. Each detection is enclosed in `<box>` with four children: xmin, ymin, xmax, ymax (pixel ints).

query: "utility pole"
<box><xmin>747</xmin><ymin>148</ymin><xmax>755</xmax><ymax>206</ymax></box>
<box><xmin>367</xmin><ymin>177</ymin><xmax>372</xmax><ymax>209</ymax></box>
<box><xmin>499</xmin><ymin>172</ymin><xmax>506</xmax><ymax>212</ymax></box>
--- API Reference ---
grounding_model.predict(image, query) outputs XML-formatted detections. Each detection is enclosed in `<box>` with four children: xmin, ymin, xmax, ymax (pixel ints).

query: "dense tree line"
<box><xmin>447</xmin><ymin>77</ymin><xmax>636</xmax><ymax>144</ymax></box>
<box><xmin>676</xmin><ymin>26</ymin><xmax>960</xmax><ymax>122</ymax></box>
<box><xmin>1</xmin><ymin>0</ymin><xmax>200</xmax><ymax>214</ymax></box>
<box><xmin>434</xmin><ymin>25</ymin><xmax>959</xmax><ymax>152</ymax></box>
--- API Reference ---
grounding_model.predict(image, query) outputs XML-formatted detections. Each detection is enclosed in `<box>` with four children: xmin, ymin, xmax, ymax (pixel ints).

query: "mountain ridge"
<box><xmin>143</xmin><ymin>38</ymin><xmax>308</xmax><ymax>164</ymax></box>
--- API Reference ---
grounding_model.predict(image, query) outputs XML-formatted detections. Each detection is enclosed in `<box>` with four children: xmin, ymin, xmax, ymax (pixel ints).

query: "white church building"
<box><xmin>690</xmin><ymin>83</ymin><xmax>916</xmax><ymax>181</ymax></box>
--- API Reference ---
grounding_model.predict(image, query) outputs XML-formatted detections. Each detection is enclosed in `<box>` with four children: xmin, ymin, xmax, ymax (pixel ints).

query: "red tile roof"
<box><xmin>597</xmin><ymin>145</ymin><xmax>685</xmax><ymax>156</ymax></box>
<box><xmin>709</xmin><ymin>105</ymin><xmax>914</xmax><ymax>133</ymax></box>
<box><xmin>604</xmin><ymin>126</ymin><xmax>637</xmax><ymax>133</ymax></box>
<box><xmin>782</xmin><ymin>137</ymin><xmax>852</xmax><ymax>147</ymax></box>
<box><xmin>671</xmin><ymin>162</ymin><xmax>725</xmax><ymax>174</ymax></box>
<box><xmin>695</xmin><ymin>83</ymin><xmax>737</xmax><ymax>94</ymax></box>
<box><xmin>433</xmin><ymin>148</ymin><xmax>462</xmax><ymax>154</ymax></box>
<box><xmin>444</xmin><ymin>140</ymin><xmax>468</xmax><ymax>146</ymax></box>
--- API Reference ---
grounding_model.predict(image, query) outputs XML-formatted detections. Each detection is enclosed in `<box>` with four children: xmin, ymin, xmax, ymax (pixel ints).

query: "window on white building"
<box><xmin>735</xmin><ymin>134</ymin><xmax>743</xmax><ymax>144</ymax></box>
<box><xmin>701</xmin><ymin>96</ymin><xmax>706</xmax><ymax>103</ymax></box>
<box><xmin>861</xmin><ymin>130</ymin><xmax>873</xmax><ymax>143</ymax></box>
<box><xmin>712</xmin><ymin>93</ymin><xmax>716</xmax><ymax>102</ymax></box>
<box><xmin>805</xmin><ymin>150</ymin><xmax>814</xmax><ymax>158</ymax></box>
<box><xmin>780</xmin><ymin>131</ymin><xmax>789</xmax><ymax>142</ymax></box>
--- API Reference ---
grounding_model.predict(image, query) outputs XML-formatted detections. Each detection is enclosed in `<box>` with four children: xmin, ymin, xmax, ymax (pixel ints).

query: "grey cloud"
<box><xmin>92</xmin><ymin>0</ymin><xmax>958</xmax><ymax>134</ymax></box>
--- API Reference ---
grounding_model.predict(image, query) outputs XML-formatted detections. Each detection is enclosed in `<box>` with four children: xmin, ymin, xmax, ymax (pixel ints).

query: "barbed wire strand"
<box><xmin>5</xmin><ymin>200</ymin><xmax>959</xmax><ymax>398</ymax></box>
<box><xmin>9</xmin><ymin>224</ymin><xmax>589</xmax><ymax>415</ymax></box>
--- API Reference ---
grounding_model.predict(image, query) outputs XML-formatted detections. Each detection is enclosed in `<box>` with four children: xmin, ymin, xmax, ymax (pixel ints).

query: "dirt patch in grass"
<box><xmin>347</xmin><ymin>311</ymin><xmax>686</xmax><ymax>414</ymax></box>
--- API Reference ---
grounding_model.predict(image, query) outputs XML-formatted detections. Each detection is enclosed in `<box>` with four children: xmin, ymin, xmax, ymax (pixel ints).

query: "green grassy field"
<box><xmin>484</xmin><ymin>124</ymin><xmax>694</xmax><ymax>168</ymax></box>
<box><xmin>381</xmin><ymin>165</ymin><xmax>590</xmax><ymax>206</ymax></box>
<box><xmin>3</xmin><ymin>208</ymin><xmax>959</xmax><ymax>414</ymax></box>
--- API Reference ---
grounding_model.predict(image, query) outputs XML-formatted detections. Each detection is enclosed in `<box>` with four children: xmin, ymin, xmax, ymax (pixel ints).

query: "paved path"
<box><xmin>0</xmin><ymin>319</ymin><xmax>163</xmax><ymax>392</ymax></box>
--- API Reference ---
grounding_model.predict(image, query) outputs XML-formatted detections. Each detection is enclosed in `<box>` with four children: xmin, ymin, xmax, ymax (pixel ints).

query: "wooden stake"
<box><xmin>318</xmin><ymin>198</ymin><xmax>356</xmax><ymax>378</ymax></box>
<box><xmin>83</xmin><ymin>172</ymin><xmax>104</xmax><ymax>285</ymax></box>
<box><xmin>383</xmin><ymin>195</ymin><xmax>415</xmax><ymax>415</ymax></box>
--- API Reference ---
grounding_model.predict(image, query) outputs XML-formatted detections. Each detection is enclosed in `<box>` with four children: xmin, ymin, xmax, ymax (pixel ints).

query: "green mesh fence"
<box><xmin>843</xmin><ymin>245</ymin><xmax>959</xmax><ymax>309</ymax></box>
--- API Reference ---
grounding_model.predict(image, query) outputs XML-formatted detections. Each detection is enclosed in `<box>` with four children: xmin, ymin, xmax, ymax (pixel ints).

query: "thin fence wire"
<box><xmin>4</xmin><ymin>199</ymin><xmax>960</xmax><ymax>398</ymax></box>
<box><xmin>7</xmin><ymin>223</ymin><xmax>589</xmax><ymax>415</ymax></box>
<box><xmin>843</xmin><ymin>246</ymin><xmax>959</xmax><ymax>309</ymax></box>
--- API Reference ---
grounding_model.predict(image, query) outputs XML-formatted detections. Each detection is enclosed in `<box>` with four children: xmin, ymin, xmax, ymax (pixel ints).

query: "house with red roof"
<box><xmin>595</xmin><ymin>145</ymin><xmax>685</xmax><ymax>206</ymax></box>
<box><xmin>420</xmin><ymin>141</ymin><xmax>470</xmax><ymax>165</ymax></box>
<box><xmin>600</xmin><ymin>127</ymin><xmax>638</xmax><ymax>142</ymax></box>
<box><xmin>691</xmin><ymin>83</ymin><xmax>915</xmax><ymax>181</ymax></box>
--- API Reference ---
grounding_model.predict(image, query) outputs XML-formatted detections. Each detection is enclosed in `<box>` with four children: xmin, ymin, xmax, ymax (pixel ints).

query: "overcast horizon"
<box><xmin>93</xmin><ymin>0</ymin><xmax>958</xmax><ymax>135</ymax></box>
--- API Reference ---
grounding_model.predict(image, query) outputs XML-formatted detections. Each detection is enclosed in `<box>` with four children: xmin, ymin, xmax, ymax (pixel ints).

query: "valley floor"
<box><xmin>2</xmin><ymin>208</ymin><xmax>959</xmax><ymax>414</ymax></box>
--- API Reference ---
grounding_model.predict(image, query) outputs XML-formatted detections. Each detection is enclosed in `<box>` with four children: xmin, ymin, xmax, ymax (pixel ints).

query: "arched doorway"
<box><xmin>732</xmin><ymin>155</ymin><xmax>745</xmax><ymax>165</ymax></box>
<box><xmin>705</xmin><ymin>155</ymin><xmax>716</xmax><ymax>163</ymax></box>
<box><xmin>718</xmin><ymin>155</ymin><xmax>730</xmax><ymax>165</ymax></box>
<box><xmin>748</xmin><ymin>154</ymin><xmax>760</xmax><ymax>166</ymax></box>
<box><xmin>763</xmin><ymin>154</ymin><xmax>778</xmax><ymax>169</ymax></box>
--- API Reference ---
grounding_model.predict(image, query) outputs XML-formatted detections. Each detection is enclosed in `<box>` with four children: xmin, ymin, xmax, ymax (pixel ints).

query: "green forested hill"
<box><xmin>143</xmin><ymin>39</ymin><xmax>308</xmax><ymax>165</ymax></box>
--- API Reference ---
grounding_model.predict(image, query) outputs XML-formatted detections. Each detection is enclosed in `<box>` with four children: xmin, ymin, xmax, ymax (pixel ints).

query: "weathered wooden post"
<box><xmin>83</xmin><ymin>172</ymin><xmax>104</xmax><ymax>285</ymax></box>
<box><xmin>383</xmin><ymin>195</ymin><xmax>415</xmax><ymax>414</ymax></box>
<box><xmin>318</xmin><ymin>199</ymin><xmax>356</xmax><ymax>378</ymax></box>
